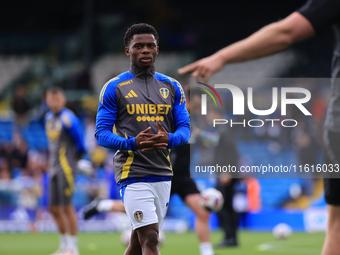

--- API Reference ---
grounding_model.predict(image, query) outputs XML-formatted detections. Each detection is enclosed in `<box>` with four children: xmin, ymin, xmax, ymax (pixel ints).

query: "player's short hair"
<box><xmin>124</xmin><ymin>23</ymin><xmax>159</xmax><ymax>47</ymax></box>
<box><xmin>47</xmin><ymin>86</ymin><xmax>64</xmax><ymax>94</ymax></box>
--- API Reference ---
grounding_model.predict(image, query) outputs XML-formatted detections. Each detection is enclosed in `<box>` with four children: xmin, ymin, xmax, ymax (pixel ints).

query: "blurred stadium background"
<box><xmin>0</xmin><ymin>0</ymin><xmax>333</xmax><ymax>254</ymax></box>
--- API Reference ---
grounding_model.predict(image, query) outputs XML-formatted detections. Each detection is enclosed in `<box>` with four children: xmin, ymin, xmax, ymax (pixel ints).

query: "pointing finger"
<box><xmin>178</xmin><ymin>61</ymin><xmax>198</xmax><ymax>74</ymax></box>
<box><xmin>192</xmin><ymin>65</ymin><xmax>203</xmax><ymax>78</ymax></box>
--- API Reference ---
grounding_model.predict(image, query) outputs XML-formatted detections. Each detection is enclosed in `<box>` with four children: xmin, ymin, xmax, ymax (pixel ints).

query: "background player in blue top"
<box><xmin>45</xmin><ymin>87</ymin><xmax>85</xmax><ymax>255</ymax></box>
<box><xmin>95</xmin><ymin>23</ymin><xmax>190</xmax><ymax>255</ymax></box>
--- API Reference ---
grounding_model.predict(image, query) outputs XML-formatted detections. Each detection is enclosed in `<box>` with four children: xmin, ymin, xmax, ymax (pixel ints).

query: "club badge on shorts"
<box><xmin>160</xmin><ymin>88</ymin><xmax>169</xmax><ymax>99</ymax></box>
<box><xmin>134</xmin><ymin>211</ymin><xmax>143</xmax><ymax>222</ymax></box>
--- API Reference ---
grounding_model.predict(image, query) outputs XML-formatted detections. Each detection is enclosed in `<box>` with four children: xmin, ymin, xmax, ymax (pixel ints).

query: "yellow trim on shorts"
<box><xmin>59</xmin><ymin>143</ymin><xmax>74</xmax><ymax>196</ymax></box>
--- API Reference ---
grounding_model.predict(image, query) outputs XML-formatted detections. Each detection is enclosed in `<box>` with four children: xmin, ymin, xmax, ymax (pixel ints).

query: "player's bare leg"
<box><xmin>99</xmin><ymin>199</ymin><xmax>125</xmax><ymax>213</ymax></box>
<box><xmin>50</xmin><ymin>206</ymin><xmax>69</xmax><ymax>234</ymax></box>
<box><xmin>111</xmin><ymin>200</ymin><xmax>125</xmax><ymax>212</ymax></box>
<box><xmin>83</xmin><ymin>199</ymin><xmax>125</xmax><ymax>220</ymax></box>
<box><xmin>136</xmin><ymin>223</ymin><xmax>160</xmax><ymax>255</ymax></box>
<box><xmin>49</xmin><ymin>206</ymin><xmax>69</xmax><ymax>254</ymax></box>
<box><xmin>185</xmin><ymin>194</ymin><xmax>214</xmax><ymax>255</ymax></box>
<box><xmin>322</xmin><ymin>205</ymin><xmax>340</xmax><ymax>255</ymax></box>
<box><xmin>63</xmin><ymin>205</ymin><xmax>79</xmax><ymax>255</ymax></box>
<box><xmin>124</xmin><ymin>229</ymin><xmax>142</xmax><ymax>255</ymax></box>
<box><xmin>64</xmin><ymin>205</ymin><xmax>77</xmax><ymax>235</ymax></box>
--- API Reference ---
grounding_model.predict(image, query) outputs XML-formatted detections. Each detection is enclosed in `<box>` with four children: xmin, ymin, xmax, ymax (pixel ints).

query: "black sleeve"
<box><xmin>297</xmin><ymin>0</ymin><xmax>340</xmax><ymax>33</ymax></box>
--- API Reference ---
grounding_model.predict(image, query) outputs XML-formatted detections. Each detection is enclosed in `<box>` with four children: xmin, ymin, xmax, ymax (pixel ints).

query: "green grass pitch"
<box><xmin>0</xmin><ymin>231</ymin><xmax>324</xmax><ymax>255</ymax></box>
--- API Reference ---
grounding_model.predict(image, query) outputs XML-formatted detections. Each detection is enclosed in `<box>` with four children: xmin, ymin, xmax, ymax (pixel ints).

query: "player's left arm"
<box><xmin>167</xmin><ymin>81</ymin><xmax>191</xmax><ymax>149</ymax></box>
<box><xmin>178</xmin><ymin>12</ymin><xmax>316</xmax><ymax>78</ymax></box>
<box><xmin>61</xmin><ymin>112</ymin><xmax>86</xmax><ymax>156</ymax></box>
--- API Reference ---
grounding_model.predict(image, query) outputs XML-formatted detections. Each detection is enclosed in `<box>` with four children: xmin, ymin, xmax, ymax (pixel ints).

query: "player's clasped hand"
<box><xmin>135</xmin><ymin>120</ymin><xmax>169</xmax><ymax>152</ymax></box>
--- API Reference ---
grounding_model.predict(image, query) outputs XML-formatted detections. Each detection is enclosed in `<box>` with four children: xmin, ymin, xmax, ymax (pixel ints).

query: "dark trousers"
<box><xmin>217</xmin><ymin>180</ymin><xmax>238</xmax><ymax>240</ymax></box>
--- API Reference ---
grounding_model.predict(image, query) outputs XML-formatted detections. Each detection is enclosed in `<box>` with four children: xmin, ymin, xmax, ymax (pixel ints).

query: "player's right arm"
<box><xmin>178</xmin><ymin>10</ymin><xmax>316</xmax><ymax>78</ymax></box>
<box><xmin>95</xmin><ymin>80</ymin><xmax>138</xmax><ymax>151</ymax></box>
<box><xmin>60</xmin><ymin>110</ymin><xmax>86</xmax><ymax>156</ymax></box>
